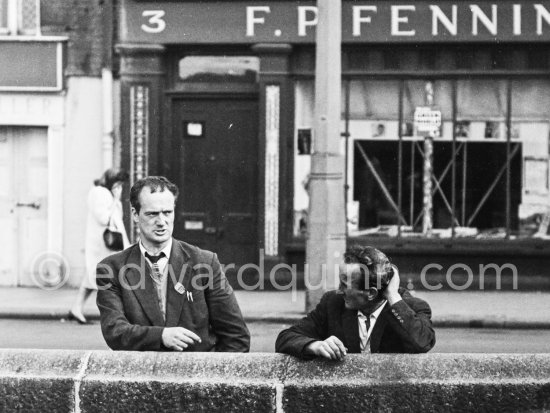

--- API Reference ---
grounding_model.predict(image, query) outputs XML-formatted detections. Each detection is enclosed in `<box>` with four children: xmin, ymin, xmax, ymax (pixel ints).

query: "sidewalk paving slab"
<box><xmin>0</xmin><ymin>287</ymin><xmax>548</xmax><ymax>328</ymax></box>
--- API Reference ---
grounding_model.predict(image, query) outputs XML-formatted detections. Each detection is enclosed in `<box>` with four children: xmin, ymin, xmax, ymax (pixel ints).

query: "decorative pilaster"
<box><xmin>130</xmin><ymin>85</ymin><xmax>149</xmax><ymax>182</ymax></box>
<box><xmin>264</xmin><ymin>85</ymin><xmax>281</xmax><ymax>256</ymax></box>
<box><xmin>252</xmin><ymin>43</ymin><xmax>292</xmax><ymax>266</ymax></box>
<box><xmin>116</xmin><ymin>43</ymin><xmax>165</xmax><ymax>240</ymax></box>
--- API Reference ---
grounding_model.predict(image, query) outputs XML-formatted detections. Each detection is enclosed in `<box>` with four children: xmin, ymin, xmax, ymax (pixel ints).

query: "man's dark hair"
<box><xmin>343</xmin><ymin>245</ymin><xmax>394</xmax><ymax>291</ymax></box>
<box><xmin>130</xmin><ymin>176</ymin><xmax>179</xmax><ymax>213</ymax></box>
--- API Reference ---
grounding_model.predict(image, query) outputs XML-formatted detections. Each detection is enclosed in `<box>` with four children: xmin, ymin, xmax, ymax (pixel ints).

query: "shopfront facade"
<box><xmin>118</xmin><ymin>0</ymin><xmax>550</xmax><ymax>284</ymax></box>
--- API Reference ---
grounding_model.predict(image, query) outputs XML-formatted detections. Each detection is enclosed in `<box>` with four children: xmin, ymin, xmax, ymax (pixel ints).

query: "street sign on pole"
<box><xmin>414</xmin><ymin>106</ymin><xmax>442</xmax><ymax>138</ymax></box>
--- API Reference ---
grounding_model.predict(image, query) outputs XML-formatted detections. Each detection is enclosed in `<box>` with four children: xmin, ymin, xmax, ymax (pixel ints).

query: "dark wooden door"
<box><xmin>172</xmin><ymin>98</ymin><xmax>259</xmax><ymax>269</ymax></box>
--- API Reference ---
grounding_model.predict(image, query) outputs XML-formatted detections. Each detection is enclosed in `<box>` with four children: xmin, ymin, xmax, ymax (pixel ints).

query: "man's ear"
<box><xmin>366</xmin><ymin>287</ymin><xmax>379</xmax><ymax>301</ymax></box>
<box><xmin>131</xmin><ymin>207</ymin><xmax>139</xmax><ymax>223</ymax></box>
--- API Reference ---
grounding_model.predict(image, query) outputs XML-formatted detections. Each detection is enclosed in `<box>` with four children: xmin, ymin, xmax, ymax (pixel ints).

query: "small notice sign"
<box><xmin>414</xmin><ymin>107</ymin><xmax>442</xmax><ymax>137</ymax></box>
<box><xmin>184</xmin><ymin>220</ymin><xmax>204</xmax><ymax>230</ymax></box>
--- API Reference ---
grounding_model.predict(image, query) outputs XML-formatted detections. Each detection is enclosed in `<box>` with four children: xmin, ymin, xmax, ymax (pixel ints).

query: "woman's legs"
<box><xmin>69</xmin><ymin>285</ymin><xmax>94</xmax><ymax>323</ymax></box>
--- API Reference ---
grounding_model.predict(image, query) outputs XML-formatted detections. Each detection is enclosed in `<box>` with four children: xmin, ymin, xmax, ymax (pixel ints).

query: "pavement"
<box><xmin>0</xmin><ymin>287</ymin><xmax>549</xmax><ymax>328</ymax></box>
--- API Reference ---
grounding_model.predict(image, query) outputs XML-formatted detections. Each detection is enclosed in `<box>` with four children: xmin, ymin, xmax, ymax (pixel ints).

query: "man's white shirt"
<box><xmin>357</xmin><ymin>301</ymin><xmax>387</xmax><ymax>353</ymax></box>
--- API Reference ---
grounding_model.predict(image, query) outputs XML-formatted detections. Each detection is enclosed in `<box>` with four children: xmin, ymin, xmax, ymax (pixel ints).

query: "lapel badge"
<box><xmin>186</xmin><ymin>291</ymin><xmax>194</xmax><ymax>302</ymax></box>
<box><xmin>174</xmin><ymin>282</ymin><xmax>185</xmax><ymax>295</ymax></box>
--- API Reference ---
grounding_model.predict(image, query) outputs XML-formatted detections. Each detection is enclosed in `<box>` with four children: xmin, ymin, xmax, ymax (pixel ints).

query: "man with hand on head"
<box><xmin>96</xmin><ymin>176</ymin><xmax>250</xmax><ymax>352</ymax></box>
<box><xmin>275</xmin><ymin>245</ymin><xmax>435</xmax><ymax>360</ymax></box>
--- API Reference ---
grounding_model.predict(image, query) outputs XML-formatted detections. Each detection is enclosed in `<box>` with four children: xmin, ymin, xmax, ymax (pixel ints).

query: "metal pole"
<box><xmin>421</xmin><ymin>82</ymin><xmax>434</xmax><ymax>237</ymax></box>
<box><xmin>305</xmin><ymin>0</ymin><xmax>346</xmax><ymax>311</ymax></box>
<box><xmin>422</xmin><ymin>135</ymin><xmax>434</xmax><ymax>236</ymax></box>
<box><xmin>102</xmin><ymin>68</ymin><xmax>114</xmax><ymax>170</ymax></box>
<box><xmin>451</xmin><ymin>80</ymin><xmax>457</xmax><ymax>238</ymax></box>
<box><xmin>398</xmin><ymin>80</ymin><xmax>404</xmax><ymax>237</ymax></box>
<box><xmin>462</xmin><ymin>142</ymin><xmax>467</xmax><ymax>226</ymax></box>
<box><xmin>505</xmin><ymin>79</ymin><xmax>512</xmax><ymax>239</ymax></box>
<box><xmin>410</xmin><ymin>139</ymin><xmax>415</xmax><ymax>225</ymax></box>
<box><xmin>343</xmin><ymin>80</ymin><xmax>350</xmax><ymax>238</ymax></box>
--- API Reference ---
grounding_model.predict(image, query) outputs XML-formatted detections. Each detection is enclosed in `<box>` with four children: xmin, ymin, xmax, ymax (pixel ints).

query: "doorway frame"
<box><xmin>163</xmin><ymin>91</ymin><xmax>261</xmax><ymax>260</ymax></box>
<box><xmin>0</xmin><ymin>93</ymin><xmax>65</xmax><ymax>285</ymax></box>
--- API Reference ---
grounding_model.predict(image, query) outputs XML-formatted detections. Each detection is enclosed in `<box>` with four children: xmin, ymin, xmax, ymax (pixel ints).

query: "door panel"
<box><xmin>17</xmin><ymin>128</ymin><xmax>48</xmax><ymax>286</ymax></box>
<box><xmin>0</xmin><ymin>128</ymin><xmax>16</xmax><ymax>285</ymax></box>
<box><xmin>0</xmin><ymin>127</ymin><xmax>48</xmax><ymax>286</ymax></box>
<box><xmin>172</xmin><ymin>98</ymin><xmax>259</xmax><ymax>269</ymax></box>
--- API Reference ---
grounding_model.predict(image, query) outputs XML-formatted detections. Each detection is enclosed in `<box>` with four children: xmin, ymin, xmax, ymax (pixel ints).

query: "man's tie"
<box><xmin>145</xmin><ymin>252</ymin><xmax>165</xmax><ymax>283</ymax></box>
<box><xmin>363</xmin><ymin>315</ymin><xmax>371</xmax><ymax>335</ymax></box>
<box><xmin>360</xmin><ymin>313</ymin><xmax>371</xmax><ymax>353</ymax></box>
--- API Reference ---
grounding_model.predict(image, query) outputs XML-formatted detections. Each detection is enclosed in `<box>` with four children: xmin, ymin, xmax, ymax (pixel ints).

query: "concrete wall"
<box><xmin>1</xmin><ymin>350</ymin><xmax>549</xmax><ymax>412</ymax></box>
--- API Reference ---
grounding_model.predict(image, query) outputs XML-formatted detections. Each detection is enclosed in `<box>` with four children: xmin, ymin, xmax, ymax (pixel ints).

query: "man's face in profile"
<box><xmin>337</xmin><ymin>263</ymin><xmax>371</xmax><ymax>311</ymax></box>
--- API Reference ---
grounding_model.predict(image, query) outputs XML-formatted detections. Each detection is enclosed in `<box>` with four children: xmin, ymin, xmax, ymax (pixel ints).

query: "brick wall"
<box><xmin>41</xmin><ymin>0</ymin><xmax>113</xmax><ymax>77</ymax></box>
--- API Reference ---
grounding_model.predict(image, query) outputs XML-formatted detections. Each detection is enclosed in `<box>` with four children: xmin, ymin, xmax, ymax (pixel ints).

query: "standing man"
<box><xmin>276</xmin><ymin>245</ymin><xmax>435</xmax><ymax>359</ymax></box>
<box><xmin>96</xmin><ymin>176</ymin><xmax>250</xmax><ymax>352</ymax></box>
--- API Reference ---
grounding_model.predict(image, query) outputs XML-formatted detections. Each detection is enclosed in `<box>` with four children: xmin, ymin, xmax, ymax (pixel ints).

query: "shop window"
<box><xmin>293</xmin><ymin>76</ymin><xmax>550</xmax><ymax>240</ymax></box>
<box><xmin>349</xmin><ymin>80</ymin><xmax>400</xmax><ymax>120</ymax></box>
<box><xmin>178</xmin><ymin>56</ymin><xmax>259</xmax><ymax>83</ymax></box>
<box><xmin>0</xmin><ymin>0</ymin><xmax>40</xmax><ymax>35</ymax></box>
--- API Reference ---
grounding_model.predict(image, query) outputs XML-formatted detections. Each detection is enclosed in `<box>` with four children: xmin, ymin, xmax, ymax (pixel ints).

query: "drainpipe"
<box><xmin>102</xmin><ymin>67</ymin><xmax>114</xmax><ymax>169</ymax></box>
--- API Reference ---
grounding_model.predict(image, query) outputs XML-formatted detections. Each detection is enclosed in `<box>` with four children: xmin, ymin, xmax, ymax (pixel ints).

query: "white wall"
<box><xmin>63</xmin><ymin>77</ymin><xmax>105</xmax><ymax>287</ymax></box>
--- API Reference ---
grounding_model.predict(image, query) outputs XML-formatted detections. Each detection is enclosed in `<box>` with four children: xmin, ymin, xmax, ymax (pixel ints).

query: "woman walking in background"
<box><xmin>68</xmin><ymin>168</ymin><xmax>130</xmax><ymax>324</ymax></box>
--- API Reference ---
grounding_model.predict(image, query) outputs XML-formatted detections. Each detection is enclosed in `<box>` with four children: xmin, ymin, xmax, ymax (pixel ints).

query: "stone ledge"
<box><xmin>0</xmin><ymin>350</ymin><xmax>549</xmax><ymax>412</ymax></box>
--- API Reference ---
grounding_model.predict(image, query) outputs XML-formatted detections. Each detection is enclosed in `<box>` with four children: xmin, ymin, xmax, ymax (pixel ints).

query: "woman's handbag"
<box><xmin>103</xmin><ymin>213</ymin><xmax>124</xmax><ymax>251</ymax></box>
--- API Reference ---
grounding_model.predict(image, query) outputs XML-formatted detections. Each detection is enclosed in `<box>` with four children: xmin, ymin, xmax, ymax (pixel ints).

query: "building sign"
<box><xmin>414</xmin><ymin>107</ymin><xmax>442</xmax><ymax>137</ymax></box>
<box><xmin>124</xmin><ymin>1</ymin><xmax>550</xmax><ymax>44</ymax></box>
<box><xmin>0</xmin><ymin>40</ymin><xmax>64</xmax><ymax>91</ymax></box>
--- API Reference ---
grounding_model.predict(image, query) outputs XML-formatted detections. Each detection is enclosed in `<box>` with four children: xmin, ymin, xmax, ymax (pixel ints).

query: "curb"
<box><xmin>1</xmin><ymin>311</ymin><xmax>550</xmax><ymax>329</ymax></box>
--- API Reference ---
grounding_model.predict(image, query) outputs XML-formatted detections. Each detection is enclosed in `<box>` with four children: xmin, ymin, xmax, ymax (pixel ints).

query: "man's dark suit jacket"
<box><xmin>96</xmin><ymin>239</ymin><xmax>250</xmax><ymax>352</ymax></box>
<box><xmin>275</xmin><ymin>288</ymin><xmax>435</xmax><ymax>358</ymax></box>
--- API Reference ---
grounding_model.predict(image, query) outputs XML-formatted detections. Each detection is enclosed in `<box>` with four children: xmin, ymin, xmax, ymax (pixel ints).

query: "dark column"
<box><xmin>116</xmin><ymin>43</ymin><xmax>165</xmax><ymax>240</ymax></box>
<box><xmin>251</xmin><ymin>43</ymin><xmax>293</xmax><ymax>278</ymax></box>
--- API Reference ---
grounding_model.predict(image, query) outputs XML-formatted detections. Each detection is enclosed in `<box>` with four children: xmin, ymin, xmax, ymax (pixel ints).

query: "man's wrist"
<box><xmin>386</xmin><ymin>292</ymin><xmax>402</xmax><ymax>306</ymax></box>
<box><xmin>304</xmin><ymin>340</ymin><xmax>319</xmax><ymax>355</ymax></box>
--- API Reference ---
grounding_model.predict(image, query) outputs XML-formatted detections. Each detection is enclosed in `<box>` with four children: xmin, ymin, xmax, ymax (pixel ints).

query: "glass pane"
<box><xmin>403</xmin><ymin>80</ymin><xmax>453</xmax><ymax>121</ymax></box>
<box><xmin>293</xmin><ymin>79</ymin><xmax>347</xmax><ymax>236</ymax></box>
<box><xmin>295</xmin><ymin>80</ymin><xmax>314</xmax><ymax>128</ymax></box>
<box><xmin>178</xmin><ymin>56</ymin><xmax>259</xmax><ymax>83</ymax></box>
<box><xmin>0</xmin><ymin>0</ymin><xmax>8</xmax><ymax>30</ymax></box>
<box><xmin>348</xmin><ymin>80</ymin><xmax>399</xmax><ymax>120</ymax></box>
<box><xmin>19</xmin><ymin>0</ymin><xmax>38</xmax><ymax>35</ymax></box>
<box><xmin>512</xmin><ymin>79</ymin><xmax>550</xmax><ymax>120</ymax></box>
<box><xmin>293</xmin><ymin>80</ymin><xmax>313</xmax><ymax>236</ymax></box>
<box><xmin>293</xmin><ymin>75</ymin><xmax>550</xmax><ymax>241</ymax></box>
<box><xmin>457</xmin><ymin>79</ymin><xmax>507</xmax><ymax>120</ymax></box>
<box><xmin>346</xmin><ymin>81</ymin><xmax>400</xmax><ymax>235</ymax></box>
<box><xmin>512</xmin><ymin>80</ymin><xmax>550</xmax><ymax>239</ymax></box>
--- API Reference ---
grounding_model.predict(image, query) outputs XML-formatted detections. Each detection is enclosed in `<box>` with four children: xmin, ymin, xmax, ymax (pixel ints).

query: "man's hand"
<box><xmin>383</xmin><ymin>264</ymin><xmax>402</xmax><ymax>306</ymax></box>
<box><xmin>305</xmin><ymin>336</ymin><xmax>347</xmax><ymax>360</ymax></box>
<box><xmin>162</xmin><ymin>327</ymin><xmax>201</xmax><ymax>351</ymax></box>
<box><xmin>111</xmin><ymin>183</ymin><xmax>122</xmax><ymax>201</ymax></box>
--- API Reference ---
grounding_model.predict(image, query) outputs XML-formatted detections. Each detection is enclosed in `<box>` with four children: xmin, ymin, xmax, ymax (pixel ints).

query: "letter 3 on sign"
<box><xmin>141</xmin><ymin>10</ymin><xmax>166</xmax><ymax>33</ymax></box>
